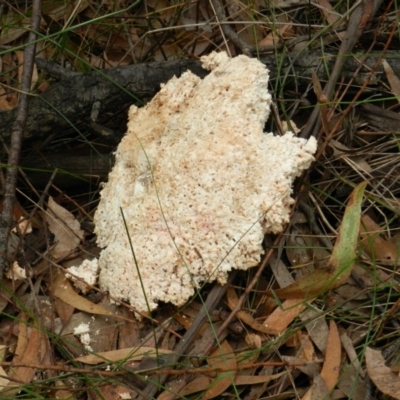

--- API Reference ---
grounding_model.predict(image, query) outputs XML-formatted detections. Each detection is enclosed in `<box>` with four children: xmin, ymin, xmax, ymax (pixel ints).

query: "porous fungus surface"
<box><xmin>94</xmin><ymin>52</ymin><xmax>317</xmax><ymax>313</ymax></box>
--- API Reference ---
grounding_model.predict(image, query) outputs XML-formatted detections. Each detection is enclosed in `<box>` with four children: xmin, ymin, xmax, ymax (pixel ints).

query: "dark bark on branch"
<box><xmin>0</xmin><ymin>58</ymin><xmax>208</xmax><ymax>142</ymax></box>
<box><xmin>0</xmin><ymin>50</ymin><xmax>397</xmax><ymax>143</ymax></box>
<box><xmin>21</xmin><ymin>152</ymin><xmax>112</xmax><ymax>189</ymax></box>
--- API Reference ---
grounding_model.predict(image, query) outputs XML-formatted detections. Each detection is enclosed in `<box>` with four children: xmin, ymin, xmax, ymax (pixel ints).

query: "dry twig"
<box><xmin>0</xmin><ymin>0</ymin><xmax>42</xmax><ymax>279</ymax></box>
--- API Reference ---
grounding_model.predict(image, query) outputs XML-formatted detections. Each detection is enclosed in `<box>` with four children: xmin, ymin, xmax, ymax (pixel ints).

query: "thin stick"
<box><xmin>0</xmin><ymin>0</ymin><xmax>42</xmax><ymax>279</ymax></box>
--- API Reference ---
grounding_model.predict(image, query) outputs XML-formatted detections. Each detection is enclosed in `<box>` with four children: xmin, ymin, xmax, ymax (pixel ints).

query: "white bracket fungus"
<box><xmin>87</xmin><ymin>52</ymin><xmax>316</xmax><ymax>314</ymax></box>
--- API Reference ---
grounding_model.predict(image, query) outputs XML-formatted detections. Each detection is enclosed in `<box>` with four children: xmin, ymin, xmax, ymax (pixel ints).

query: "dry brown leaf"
<box><xmin>300</xmin><ymin>307</ymin><xmax>329</xmax><ymax>354</ymax></box>
<box><xmin>330</xmin><ymin>139</ymin><xmax>372</xmax><ymax>174</ymax></box>
<box><xmin>54</xmin><ymin>297</ymin><xmax>75</xmax><ymax>326</ymax></box>
<box><xmin>98</xmin><ymin>384</ymin><xmax>136</xmax><ymax>400</ymax></box>
<box><xmin>245</xmin><ymin>333</ymin><xmax>262</xmax><ymax>349</ymax></box>
<box><xmin>75</xmin><ymin>346</ymin><xmax>172</xmax><ymax>364</ymax></box>
<box><xmin>69</xmin><ymin>298</ymin><xmax>121</xmax><ymax>354</ymax></box>
<box><xmin>334</xmin><ymin>281</ymin><xmax>367</xmax><ymax>301</ymax></box>
<box><xmin>340</xmin><ymin>332</ymin><xmax>364</xmax><ymax>377</ymax></box>
<box><xmin>270</xmin><ymin>254</ymin><xmax>296</xmax><ymax>286</ymax></box>
<box><xmin>236</xmin><ymin>309</ymin><xmax>279</xmax><ymax>335</ymax></box>
<box><xmin>163</xmin><ymin>369</ymin><xmax>252</xmax><ymax>400</ymax></box>
<box><xmin>337</xmin><ymin>363</ymin><xmax>366</xmax><ymax>400</ymax></box>
<box><xmin>234</xmin><ymin>372</ymin><xmax>286</xmax><ymax>385</ymax></box>
<box><xmin>263</xmin><ymin>298</ymin><xmax>306</xmax><ymax>334</ymax></box>
<box><xmin>174</xmin><ymin>312</ymin><xmax>193</xmax><ymax>330</ymax></box>
<box><xmin>352</xmin><ymin>263</ymin><xmax>393</xmax><ymax>288</ymax></box>
<box><xmin>0</xmin><ymin>344</ymin><xmax>5</xmax><ymax>362</ymax></box>
<box><xmin>0</xmin><ymin>15</ymin><xmax>29</xmax><ymax>45</ymax></box>
<box><xmin>366</xmin><ymin>347</ymin><xmax>400</xmax><ymax>399</ymax></box>
<box><xmin>271</xmin><ymin>268</ymin><xmax>338</xmax><ymax>299</ymax></box>
<box><xmin>382</xmin><ymin>60</ymin><xmax>400</xmax><ymax>100</ymax></box>
<box><xmin>0</xmin><ymin>367</ymin><xmax>8</xmax><ymax>393</ymax></box>
<box><xmin>43</xmin><ymin>0</ymin><xmax>90</xmax><ymax>23</ymax></box>
<box><xmin>52</xmin><ymin>311</ymin><xmax>122</xmax><ymax>357</ymax></box>
<box><xmin>12</xmin><ymin>314</ymin><xmax>29</xmax><ymax>362</ymax></box>
<box><xmin>285</xmin><ymin>331</ymin><xmax>317</xmax><ymax>361</ymax></box>
<box><xmin>227</xmin><ymin>287</ymin><xmax>278</xmax><ymax>335</ymax></box>
<box><xmin>117</xmin><ymin>306</ymin><xmax>142</xmax><ymax>349</ymax></box>
<box><xmin>204</xmin><ymin>340</ymin><xmax>237</xmax><ymax>399</ymax></box>
<box><xmin>176</xmin><ymin>375</ymin><xmax>212</xmax><ymax>397</ymax></box>
<box><xmin>0</xmin><ymin>345</ymin><xmax>8</xmax><ymax>391</ymax></box>
<box><xmin>282</xmin><ymin>355</ymin><xmax>319</xmax><ymax>378</ymax></box>
<box><xmin>6</xmin><ymin>327</ymin><xmax>48</xmax><ymax>390</ymax></box>
<box><xmin>0</xmin><ymin>86</ymin><xmax>18</xmax><ymax>111</ymax></box>
<box><xmin>306</xmin><ymin>373</ymin><xmax>329</xmax><ymax>400</ymax></box>
<box><xmin>53</xmin><ymin>389</ymin><xmax>76</xmax><ymax>399</ymax></box>
<box><xmin>45</xmin><ymin>196</ymin><xmax>84</xmax><ymax>259</ymax></box>
<box><xmin>191</xmin><ymin>321</ymin><xmax>225</xmax><ymax>357</ymax></box>
<box><xmin>298</xmin><ymin>332</ymin><xmax>316</xmax><ymax>362</ymax></box>
<box><xmin>53</xmin><ymin>272</ymin><xmax>115</xmax><ymax>317</ymax></box>
<box><xmin>359</xmin><ymin>214</ymin><xmax>399</xmax><ymax>265</ymax></box>
<box><xmin>320</xmin><ymin>320</ymin><xmax>341</xmax><ymax>391</ymax></box>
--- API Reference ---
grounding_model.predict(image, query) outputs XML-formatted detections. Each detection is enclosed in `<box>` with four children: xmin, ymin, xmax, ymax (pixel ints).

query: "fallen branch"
<box><xmin>0</xmin><ymin>50</ymin><xmax>397</xmax><ymax>142</ymax></box>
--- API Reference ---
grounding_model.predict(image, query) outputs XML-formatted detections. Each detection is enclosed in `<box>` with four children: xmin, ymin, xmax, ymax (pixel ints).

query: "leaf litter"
<box><xmin>1</xmin><ymin>1</ymin><xmax>400</xmax><ymax>399</ymax></box>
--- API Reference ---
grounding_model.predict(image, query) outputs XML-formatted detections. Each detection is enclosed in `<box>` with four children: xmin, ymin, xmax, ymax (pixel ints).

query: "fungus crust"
<box><xmin>89</xmin><ymin>52</ymin><xmax>317</xmax><ymax>314</ymax></box>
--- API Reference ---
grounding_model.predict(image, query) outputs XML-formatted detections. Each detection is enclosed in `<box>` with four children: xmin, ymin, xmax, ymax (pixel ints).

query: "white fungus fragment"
<box><xmin>93</xmin><ymin>51</ymin><xmax>317</xmax><ymax>315</ymax></box>
<box><xmin>73</xmin><ymin>323</ymin><xmax>93</xmax><ymax>352</ymax></box>
<box><xmin>67</xmin><ymin>259</ymin><xmax>99</xmax><ymax>294</ymax></box>
<box><xmin>73</xmin><ymin>322</ymin><xmax>90</xmax><ymax>335</ymax></box>
<box><xmin>6</xmin><ymin>261</ymin><xmax>26</xmax><ymax>280</ymax></box>
<box><xmin>78</xmin><ymin>333</ymin><xmax>92</xmax><ymax>352</ymax></box>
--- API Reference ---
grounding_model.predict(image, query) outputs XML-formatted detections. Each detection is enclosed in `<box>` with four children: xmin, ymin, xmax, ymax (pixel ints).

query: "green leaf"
<box><xmin>272</xmin><ymin>181</ymin><xmax>367</xmax><ymax>299</ymax></box>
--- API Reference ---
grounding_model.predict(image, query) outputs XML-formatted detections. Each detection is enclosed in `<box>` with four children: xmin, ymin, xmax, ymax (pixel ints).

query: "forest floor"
<box><xmin>0</xmin><ymin>1</ymin><xmax>400</xmax><ymax>399</ymax></box>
